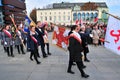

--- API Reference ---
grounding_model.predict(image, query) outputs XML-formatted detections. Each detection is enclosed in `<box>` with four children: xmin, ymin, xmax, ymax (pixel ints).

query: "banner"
<box><xmin>105</xmin><ymin>16</ymin><xmax>120</xmax><ymax>55</ymax></box>
<box><xmin>52</xmin><ymin>26</ymin><xmax>70</xmax><ymax>50</ymax></box>
<box><xmin>25</xmin><ymin>16</ymin><xmax>36</xmax><ymax>27</ymax></box>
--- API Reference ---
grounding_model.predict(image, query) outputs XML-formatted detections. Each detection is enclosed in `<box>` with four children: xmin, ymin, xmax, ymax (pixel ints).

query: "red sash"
<box><xmin>69</xmin><ymin>33</ymin><xmax>82</xmax><ymax>44</ymax></box>
<box><xmin>3</xmin><ymin>29</ymin><xmax>12</xmax><ymax>38</ymax></box>
<box><xmin>31</xmin><ymin>36</ymin><xmax>38</xmax><ymax>44</ymax></box>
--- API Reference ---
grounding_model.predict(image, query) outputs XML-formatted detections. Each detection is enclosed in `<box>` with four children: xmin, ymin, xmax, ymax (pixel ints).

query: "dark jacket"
<box><xmin>68</xmin><ymin>36</ymin><xmax>83</xmax><ymax>62</ymax></box>
<box><xmin>35</xmin><ymin>27</ymin><xmax>45</xmax><ymax>45</ymax></box>
<box><xmin>79</xmin><ymin>32</ymin><xmax>89</xmax><ymax>53</ymax></box>
<box><xmin>27</xmin><ymin>32</ymin><xmax>39</xmax><ymax>51</ymax></box>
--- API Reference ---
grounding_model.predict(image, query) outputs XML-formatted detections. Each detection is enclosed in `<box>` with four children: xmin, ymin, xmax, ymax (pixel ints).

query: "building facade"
<box><xmin>37</xmin><ymin>2</ymin><xmax>109</xmax><ymax>25</ymax></box>
<box><xmin>0</xmin><ymin>0</ymin><xmax>26</xmax><ymax>25</ymax></box>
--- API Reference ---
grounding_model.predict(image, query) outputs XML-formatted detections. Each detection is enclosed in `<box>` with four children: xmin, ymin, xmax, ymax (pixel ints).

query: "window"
<box><xmin>59</xmin><ymin>16</ymin><xmax>61</xmax><ymax>21</ymax></box>
<box><xmin>41</xmin><ymin>12</ymin><xmax>42</xmax><ymax>15</ymax></box>
<box><xmin>68</xmin><ymin>12</ymin><xmax>70</xmax><ymax>14</ymax></box>
<box><xmin>63</xmin><ymin>12</ymin><xmax>65</xmax><ymax>14</ymax></box>
<box><xmin>68</xmin><ymin>16</ymin><xmax>70</xmax><ymax>21</ymax></box>
<box><xmin>41</xmin><ymin>16</ymin><xmax>43</xmax><ymax>21</ymax></box>
<box><xmin>50</xmin><ymin>12</ymin><xmax>51</xmax><ymax>15</ymax></box>
<box><xmin>50</xmin><ymin>16</ymin><xmax>52</xmax><ymax>20</ymax></box>
<box><xmin>81</xmin><ymin>13</ymin><xmax>85</xmax><ymax>20</ymax></box>
<box><xmin>94</xmin><ymin>13</ymin><xmax>98</xmax><ymax>18</ymax></box>
<box><xmin>59</xmin><ymin>12</ymin><xmax>61</xmax><ymax>14</ymax></box>
<box><xmin>54</xmin><ymin>16</ymin><xmax>56</xmax><ymax>21</ymax></box>
<box><xmin>45</xmin><ymin>16</ymin><xmax>47</xmax><ymax>21</ymax></box>
<box><xmin>54</xmin><ymin>12</ymin><xmax>56</xmax><ymax>14</ymax></box>
<box><xmin>63</xmin><ymin>16</ymin><xmax>66</xmax><ymax>21</ymax></box>
<box><xmin>73</xmin><ymin>13</ymin><xmax>77</xmax><ymax>21</ymax></box>
<box><xmin>78</xmin><ymin>13</ymin><xmax>81</xmax><ymax>20</ymax></box>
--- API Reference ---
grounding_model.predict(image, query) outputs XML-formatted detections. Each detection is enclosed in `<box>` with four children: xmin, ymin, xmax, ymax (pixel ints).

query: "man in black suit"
<box><xmin>67</xmin><ymin>25</ymin><xmax>89</xmax><ymax>78</ymax></box>
<box><xmin>35</xmin><ymin>21</ymin><xmax>47</xmax><ymax>58</ymax></box>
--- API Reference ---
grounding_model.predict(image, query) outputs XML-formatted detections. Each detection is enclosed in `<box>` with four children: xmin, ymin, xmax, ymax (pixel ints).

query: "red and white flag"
<box><xmin>105</xmin><ymin>16</ymin><xmax>120</xmax><ymax>55</ymax></box>
<box><xmin>52</xmin><ymin>26</ymin><xmax>70</xmax><ymax>50</ymax></box>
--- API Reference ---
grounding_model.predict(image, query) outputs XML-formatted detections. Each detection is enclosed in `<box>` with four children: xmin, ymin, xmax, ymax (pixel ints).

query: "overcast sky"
<box><xmin>25</xmin><ymin>0</ymin><xmax>120</xmax><ymax>17</ymax></box>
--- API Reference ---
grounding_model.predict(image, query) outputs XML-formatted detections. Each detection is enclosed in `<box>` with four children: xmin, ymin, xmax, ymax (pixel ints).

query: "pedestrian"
<box><xmin>15</xmin><ymin>24</ymin><xmax>25</xmax><ymax>54</ymax></box>
<box><xmin>27</xmin><ymin>25</ymin><xmax>41</xmax><ymax>64</ymax></box>
<box><xmin>2</xmin><ymin>24</ymin><xmax>14</xmax><ymax>57</ymax></box>
<box><xmin>43</xmin><ymin>24</ymin><xmax>52</xmax><ymax>55</ymax></box>
<box><xmin>91</xmin><ymin>24</ymin><xmax>101</xmax><ymax>46</ymax></box>
<box><xmin>79</xmin><ymin>25</ymin><xmax>90</xmax><ymax>62</ymax></box>
<box><xmin>67</xmin><ymin>25</ymin><xmax>89</xmax><ymax>78</ymax></box>
<box><xmin>35</xmin><ymin>21</ymin><xmax>47</xmax><ymax>58</ymax></box>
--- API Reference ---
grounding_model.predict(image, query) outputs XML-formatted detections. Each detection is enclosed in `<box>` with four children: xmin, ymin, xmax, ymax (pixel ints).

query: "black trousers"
<box><xmin>45</xmin><ymin>43</ymin><xmax>49</xmax><ymax>54</ymax></box>
<box><xmin>30</xmin><ymin>49</ymin><xmax>39</xmax><ymax>63</ymax></box>
<box><xmin>67</xmin><ymin>60</ymin><xmax>85</xmax><ymax>75</ymax></box>
<box><xmin>41</xmin><ymin>44</ymin><xmax>47</xmax><ymax>57</ymax></box>
<box><xmin>16</xmin><ymin>44</ymin><xmax>24</xmax><ymax>54</ymax></box>
<box><xmin>6</xmin><ymin>46</ymin><xmax>13</xmax><ymax>56</ymax></box>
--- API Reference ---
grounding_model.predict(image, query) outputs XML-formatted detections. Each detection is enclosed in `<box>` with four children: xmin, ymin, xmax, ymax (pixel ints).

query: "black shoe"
<box><xmin>11</xmin><ymin>55</ymin><xmax>15</xmax><ymax>57</ymax></box>
<box><xmin>8</xmin><ymin>54</ymin><xmax>11</xmax><ymax>57</ymax></box>
<box><xmin>48</xmin><ymin>53</ymin><xmax>51</xmax><ymax>55</ymax></box>
<box><xmin>81</xmin><ymin>74</ymin><xmax>89</xmax><ymax>78</ymax></box>
<box><xmin>84</xmin><ymin>59</ymin><xmax>90</xmax><ymax>62</ymax></box>
<box><xmin>37</xmin><ymin>61</ymin><xmax>41</xmax><ymax>64</ymax></box>
<box><xmin>22</xmin><ymin>52</ymin><xmax>25</xmax><ymax>54</ymax></box>
<box><xmin>30</xmin><ymin>57</ymin><xmax>33</xmax><ymax>61</ymax></box>
<box><xmin>43</xmin><ymin>55</ymin><xmax>48</xmax><ymax>58</ymax></box>
<box><xmin>37</xmin><ymin>55</ymin><xmax>41</xmax><ymax>58</ymax></box>
<box><xmin>82</xmin><ymin>65</ymin><xmax>86</xmax><ymax>69</ymax></box>
<box><xmin>67</xmin><ymin>70</ymin><xmax>75</xmax><ymax>74</ymax></box>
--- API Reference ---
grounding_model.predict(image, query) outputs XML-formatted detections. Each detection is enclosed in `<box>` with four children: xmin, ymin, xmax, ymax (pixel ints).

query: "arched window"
<box><xmin>78</xmin><ymin>13</ymin><xmax>81</xmax><ymax>20</ymax></box>
<box><xmin>81</xmin><ymin>13</ymin><xmax>85</xmax><ymax>20</ymax></box>
<box><xmin>73</xmin><ymin>13</ymin><xmax>77</xmax><ymax>21</ymax></box>
<box><xmin>94</xmin><ymin>13</ymin><xmax>98</xmax><ymax>18</ymax></box>
<box><xmin>86</xmin><ymin>13</ymin><xmax>89</xmax><ymax>20</ymax></box>
<box><xmin>89</xmin><ymin>13</ymin><xmax>94</xmax><ymax>20</ymax></box>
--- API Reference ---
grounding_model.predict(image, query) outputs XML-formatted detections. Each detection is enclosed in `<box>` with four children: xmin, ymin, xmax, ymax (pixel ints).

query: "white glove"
<box><xmin>4</xmin><ymin>42</ymin><xmax>7</xmax><ymax>45</ymax></box>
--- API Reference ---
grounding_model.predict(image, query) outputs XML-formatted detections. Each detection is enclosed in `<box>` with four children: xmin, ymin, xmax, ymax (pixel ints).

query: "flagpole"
<box><xmin>9</xmin><ymin>14</ymin><xmax>26</xmax><ymax>49</ymax></box>
<box><xmin>102</xmin><ymin>11</ymin><xmax>120</xmax><ymax>20</ymax></box>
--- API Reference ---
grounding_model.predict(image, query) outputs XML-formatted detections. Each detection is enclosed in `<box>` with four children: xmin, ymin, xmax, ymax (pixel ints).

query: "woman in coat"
<box><xmin>2</xmin><ymin>24</ymin><xmax>14</xmax><ymax>57</ymax></box>
<box><xmin>68</xmin><ymin>25</ymin><xmax>89</xmax><ymax>78</ymax></box>
<box><xmin>15</xmin><ymin>24</ymin><xmax>25</xmax><ymax>54</ymax></box>
<box><xmin>27</xmin><ymin>25</ymin><xmax>41</xmax><ymax>64</ymax></box>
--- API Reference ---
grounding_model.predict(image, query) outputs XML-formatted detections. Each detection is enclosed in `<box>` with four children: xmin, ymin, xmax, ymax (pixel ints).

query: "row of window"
<box><xmin>73</xmin><ymin>12</ymin><xmax>98</xmax><ymax>21</ymax></box>
<box><xmin>40</xmin><ymin>12</ymin><xmax>71</xmax><ymax>15</ymax></box>
<box><xmin>40</xmin><ymin>16</ymin><xmax>71</xmax><ymax>22</ymax></box>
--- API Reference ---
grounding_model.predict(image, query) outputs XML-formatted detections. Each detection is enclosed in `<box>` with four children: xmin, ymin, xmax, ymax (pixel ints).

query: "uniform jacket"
<box><xmin>79</xmin><ymin>32</ymin><xmax>89</xmax><ymax>53</ymax></box>
<box><xmin>68</xmin><ymin>32</ymin><xmax>83</xmax><ymax>62</ymax></box>
<box><xmin>27</xmin><ymin>31</ymin><xmax>39</xmax><ymax>51</ymax></box>
<box><xmin>35</xmin><ymin>27</ymin><xmax>45</xmax><ymax>45</ymax></box>
<box><xmin>2</xmin><ymin>29</ymin><xmax>14</xmax><ymax>47</ymax></box>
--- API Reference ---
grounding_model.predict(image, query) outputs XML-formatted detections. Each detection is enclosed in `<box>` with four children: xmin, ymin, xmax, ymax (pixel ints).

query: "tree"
<box><xmin>30</xmin><ymin>8</ymin><xmax>37</xmax><ymax>23</ymax></box>
<box><xmin>81</xmin><ymin>2</ymin><xmax>98</xmax><ymax>11</ymax></box>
